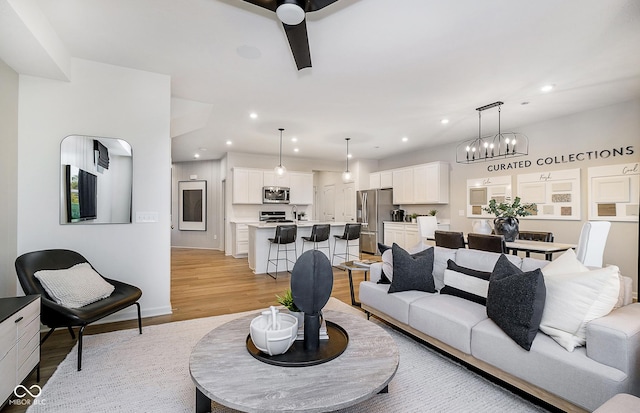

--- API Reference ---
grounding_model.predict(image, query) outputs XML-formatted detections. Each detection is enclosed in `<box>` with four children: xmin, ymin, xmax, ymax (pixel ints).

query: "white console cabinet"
<box><xmin>1</xmin><ymin>296</ymin><xmax>40</xmax><ymax>406</ymax></box>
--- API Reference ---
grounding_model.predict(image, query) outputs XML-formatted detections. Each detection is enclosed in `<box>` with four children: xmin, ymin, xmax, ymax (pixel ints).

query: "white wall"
<box><xmin>17</xmin><ymin>58</ymin><xmax>172</xmax><ymax>320</ymax></box>
<box><xmin>0</xmin><ymin>59</ymin><xmax>19</xmax><ymax>298</ymax></box>
<box><xmin>379</xmin><ymin>99</ymin><xmax>640</xmax><ymax>292</ymax></box>
<box><xmin>171</xmin><ymin>160</ymin><xmax>222</xmax><ymax>249</ymax></box>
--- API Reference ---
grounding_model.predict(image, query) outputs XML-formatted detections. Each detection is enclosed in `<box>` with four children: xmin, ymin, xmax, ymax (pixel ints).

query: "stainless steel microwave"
<box><xmin>263</xmin><ymin>186</ymin><xmax>290</xmax><ymax>204</ymax></box>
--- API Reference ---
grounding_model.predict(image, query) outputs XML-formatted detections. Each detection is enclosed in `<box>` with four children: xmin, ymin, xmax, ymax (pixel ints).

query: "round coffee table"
<box><xmin>189</xmin><ymin>310</ymin><xmax>399</xmax><ymax>413</ymax></box>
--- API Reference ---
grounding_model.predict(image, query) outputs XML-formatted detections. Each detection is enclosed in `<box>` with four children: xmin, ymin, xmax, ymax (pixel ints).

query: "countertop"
<box><xmin>247</xmin><ymin>221</ymin><xmax>352</xmax><ymax>229</ymax></box>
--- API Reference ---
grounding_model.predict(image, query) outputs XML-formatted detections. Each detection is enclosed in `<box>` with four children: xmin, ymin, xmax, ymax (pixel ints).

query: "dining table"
<box><xmin>504</xmin><ymin>239</ymin><xmax>576</xmax><ymax>261</ymax></box>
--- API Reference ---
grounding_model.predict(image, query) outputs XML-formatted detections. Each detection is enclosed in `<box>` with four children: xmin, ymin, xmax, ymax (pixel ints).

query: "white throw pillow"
<box><xmin>381</xmin><ymin>242</ymin><xmax>431</xmax><ymax>282</ymax></box>
<box><xmin>539</xmin><ymin>265</ymin><xmax>620</xmax><ymax>351</ymax></box>
<box><xmin>35</xmin><ymin>263</ymin><xmax>115</xmax><ymax>308</ymax></box>
<box><xmin>541</xmin><ymin>249</ymin><xmax>589</xmax><ymax>276</ymax></box>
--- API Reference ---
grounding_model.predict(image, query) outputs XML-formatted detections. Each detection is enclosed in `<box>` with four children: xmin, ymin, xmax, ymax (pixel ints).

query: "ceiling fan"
<box><xmin>241</xmin><ymin>0</ymin><xmax>340</xmax><ymax>70</ymax></box>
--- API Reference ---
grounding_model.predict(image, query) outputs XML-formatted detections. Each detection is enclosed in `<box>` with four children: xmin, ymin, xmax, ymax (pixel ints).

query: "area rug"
<box><xmin>29</xmin><ymin>298</ymin><xmax>548</xmax><ymax>412</ymax></box>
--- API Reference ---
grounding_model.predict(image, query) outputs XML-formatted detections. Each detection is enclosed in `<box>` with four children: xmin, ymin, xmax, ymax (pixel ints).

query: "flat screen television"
<box><xmin>65</xmin><ymin>165</ymin><xmax>97</xmax><ymax>222</ymax></box>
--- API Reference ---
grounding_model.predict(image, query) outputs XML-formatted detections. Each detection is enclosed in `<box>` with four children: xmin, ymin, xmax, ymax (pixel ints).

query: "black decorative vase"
<box><xmin>493</xmin><ymin>217</ymin><xmax>519</xmax><ymax>242</ymax></box>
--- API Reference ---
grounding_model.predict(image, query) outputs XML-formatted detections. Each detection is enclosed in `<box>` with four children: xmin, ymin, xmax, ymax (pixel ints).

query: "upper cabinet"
<box><xmin>289</xmin><ymin>172</ymin><xmax>314</xmax><ymax>205</ymax></box>
<box><xmin>233</xmin><ymin>168</ymin><xmax>313</xmax><ymax>205</ymax></box>
<box><xmin>263</xmin><ymin>171</ymin><xmax>290</xmax><ymax>188</ymax></box>
<box><xmin>372</xmin><ymin>161</ymin><xmax>449</xmax><ymax>205</ymax></box>
<box><xmin>233</xmin><ymin>168</ymin><xmax>263</xmax><ymax>204</ymax></box>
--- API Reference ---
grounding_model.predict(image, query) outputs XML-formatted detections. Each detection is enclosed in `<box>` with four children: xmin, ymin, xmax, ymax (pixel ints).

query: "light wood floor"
<box><xmin>3</xmin><ymin>248</ymin><xmax>368</xmax><ymax>412</ymax></box>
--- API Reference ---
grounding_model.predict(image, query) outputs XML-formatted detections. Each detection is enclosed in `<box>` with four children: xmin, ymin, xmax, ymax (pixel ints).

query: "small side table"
<box><xmin>337</xmin><ymin>260</ymin><xmax>379</xmax><ymax>307</ymax></box>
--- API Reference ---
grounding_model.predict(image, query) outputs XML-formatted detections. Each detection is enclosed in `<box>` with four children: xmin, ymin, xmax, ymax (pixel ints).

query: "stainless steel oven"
<box><xmin>263</xmin><ymin>186</ymin><xmax>290</xmax><ymax>204</ymax></box>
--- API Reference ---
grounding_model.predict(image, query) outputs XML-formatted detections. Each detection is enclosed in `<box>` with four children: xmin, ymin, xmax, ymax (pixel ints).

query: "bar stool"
<box><xmin>331</xmin><ymin>223</ymin><xmax>361</xmax><ymax>266</ymax></box>
<box><xmin>301</xmin><ymin>224</ymin><xmax>331</xmax><ymax>258</ymax></box>
<box><xmin>266</xmin><ymin>225</ymin><xmax>298</xmax><ymax>279</ymax></box>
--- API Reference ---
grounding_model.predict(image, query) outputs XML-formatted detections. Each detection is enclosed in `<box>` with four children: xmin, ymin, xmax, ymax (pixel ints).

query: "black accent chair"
<box><xmin>266</xmin><ymin>225</ymin><xmax>298</xmax><ymax>279</ymax></box>
<box><xmin>332</xmin><ymin>223</ymin><xmax>361</xmax><ymax>266</ymax></box>
<box><xmin>517</xmin><ymin>230</ymin><xmax>554</xmax><ymax>260</ymax></box>
<box><xmin>301</xmin><ymin>224</ymin><xmax>331</xmax><ymax>257</ymax></box>
<box><xmin>15</xmin><ymin>249</ymin><xmax>142</xmax><ymax>371</ymax></box>
<box><xmin>467</xmin><ymin>233</ymin><xmax>507</xmax><ymax>254</ymax></box>
<box><xmin>434</xmin><ymin>230</ymin><xmax>466</xmax><ymax>249</ymax></box>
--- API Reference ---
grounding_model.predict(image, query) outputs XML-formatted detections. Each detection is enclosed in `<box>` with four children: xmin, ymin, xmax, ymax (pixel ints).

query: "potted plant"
<box><xmin>428</xmin><ymin>209</ymin><xmax>438</xmax><ymax>216</ymax></box>
<box><xmin>483</xmin><ymin>197</ymin><xmax>537</xmax><ymax>241</ymax></box>
<box><xmin>276</xmin><ymin>289</ymin><xmax>303</xmax><ymax>335</ymax></box>
<box><xmin>410</xmin><ymin>213</ymin><xmax>418</xmax><ymax>223</ymax></box>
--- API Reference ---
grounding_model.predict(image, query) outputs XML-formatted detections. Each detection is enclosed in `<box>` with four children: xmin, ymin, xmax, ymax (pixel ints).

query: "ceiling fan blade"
<box><xmin>306</xmin><ymin>0</ymin><xmax>340</xmax><ymax>12</ymax></box>
<box><xmin>282</xmin><ymin>20</ymin><xmax>311</xmax><ymax>70</ymax></box>
<box><xmin>242</xmin><ymin>0</ymin><xmax>277</xmax><ymax>12</ymax></box>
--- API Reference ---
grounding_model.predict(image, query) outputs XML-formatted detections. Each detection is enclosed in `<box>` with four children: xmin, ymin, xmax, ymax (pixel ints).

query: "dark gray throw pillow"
<box><xmin>486</xmin><ymin>254</ymin><xmax>546</xmax><ymax>351</ymax></box>
<box><xmin>378</xmin><ymin>242</ymin><xmax>392</xmax><ymax>254</ymax></box>
<box><xmin>388</xmin><ymin>243</ymin><xmax>435</xmax><ymax>294</ymax></box>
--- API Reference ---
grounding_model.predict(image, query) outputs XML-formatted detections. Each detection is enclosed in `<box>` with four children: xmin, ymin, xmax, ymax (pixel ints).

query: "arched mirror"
<box><xmin>60</xmin><ymin>135</ymin><xmax>133</xmax><ymax>224</ymax></box>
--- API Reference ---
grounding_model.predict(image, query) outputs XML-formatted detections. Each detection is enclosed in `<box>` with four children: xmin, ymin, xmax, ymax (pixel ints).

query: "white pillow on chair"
<box><xmin>35</xmin><ymin>263</ymin><xmax>115</xmax><ymax>308</ymax></box>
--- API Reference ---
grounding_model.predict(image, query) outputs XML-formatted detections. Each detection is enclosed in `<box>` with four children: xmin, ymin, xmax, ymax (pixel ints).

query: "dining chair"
<box><xmin>434</xmin><ymin>230</ymin><xmax>466</xmax><ymax>249</ymax></box>
<box><xmin>575</xmin><ymin>221</ymin><xmax>611</xmax><ymax>267</ymax></box>
<box><xmin>266</xmin><ymin>225</ymin><xmax>298</xmax><ymax>279</ymax></box>
<box><xmin>467</xmin><ymin>233</ymin><xmax>506</xmax><ymax>254</ymax></box>
<box><xmin>416</xmin><ymin>216</ymin><xmax>438</xmax><ymax>242</ymax></box>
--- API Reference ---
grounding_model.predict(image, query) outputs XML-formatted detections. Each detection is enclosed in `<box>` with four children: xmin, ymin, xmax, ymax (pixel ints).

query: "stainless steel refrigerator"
<box><xmin>357</xmin><ymin>188</ymin><xmax>395</xmax><ymax>254</ymax></box>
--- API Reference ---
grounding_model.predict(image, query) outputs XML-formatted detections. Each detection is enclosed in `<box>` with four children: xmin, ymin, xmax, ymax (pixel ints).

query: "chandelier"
<box><xmin>456</xmin><ymin>101</ymin><xmax>529</xmax><ymax>164</ymax></box>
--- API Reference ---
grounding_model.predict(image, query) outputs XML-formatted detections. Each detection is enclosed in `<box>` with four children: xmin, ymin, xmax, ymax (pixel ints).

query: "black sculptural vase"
<box><xmin>493</xmin><ymin>217</ymin><xmax>519</xmax><ymax>242</ymax></box>
<box><xmin>290</xmin><ymin>250</ymin><xmax>333</xmax><ymax>351</ymax></box>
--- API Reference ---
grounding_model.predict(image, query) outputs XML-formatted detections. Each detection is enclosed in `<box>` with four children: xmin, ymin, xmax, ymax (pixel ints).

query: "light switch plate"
<box><xmin>136</xmin><ymin>212</ymin><xmax>159</xmax><ymax>223</ymax></box>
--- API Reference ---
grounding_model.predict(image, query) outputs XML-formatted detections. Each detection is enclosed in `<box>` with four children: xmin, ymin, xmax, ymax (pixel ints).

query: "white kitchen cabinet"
<box><xmin>289</xmin><ymin>172</ymin><xmax>314</xmax><ymax>205</ymax></box>
<box><xmin>263</xmin><ymin>171</ymin><xmax>290</xmax><ymax>188</ymax></box>
<box><xmin>404</xmin><ymin>226</ymin><xmax>420</xmax><ymax>248</ymax></box>
<box><xmin>369</xmin><ymin>173</ymin><xmax>381</xmax><ymax>189</ymax></box>
<box><xmin>1</xmin><ymin>296</ymin><xmax>40</xmax><ymax>407</ymax></box>
<box><xmin>383</xmin><ymin>223</ymin><xmax>406</xmax><ymax>248</ymax></box>
<box><xmin>392</xmin><ymin>168</ymin><xmax>414</xmax><ymax>204</ymax></box>
<box><xmin>231</xmin><ymin>223</ymin><xmax>249</xmax><ymax>257</ymax></box>
<box><xmin>380</xmin><ymin>171</ymin><xmax>393</xmax><ymax>188</ymax></box>
<box><xmin>233</xmin><ymin>168</ymin><xmax>263</xmax><ymax>204</ymax></box>
<box><xmin>392</xmin><ymin>162</ymin><xmax>449</xmax><ymax>205</ymax></box>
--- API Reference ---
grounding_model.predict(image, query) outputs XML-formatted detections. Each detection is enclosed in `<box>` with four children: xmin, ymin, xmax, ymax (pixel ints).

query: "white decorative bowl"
<box><xmin>250</xmin><ymin>312</ymin><xmax>298</xmax><ymax>356</ymax></box>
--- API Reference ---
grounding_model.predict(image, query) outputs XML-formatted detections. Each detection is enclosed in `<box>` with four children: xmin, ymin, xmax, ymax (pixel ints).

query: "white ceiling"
<box><xmin>12</xmin><ymin>0</ymin><xmax>640</xmax><ymax>162</ymax></box>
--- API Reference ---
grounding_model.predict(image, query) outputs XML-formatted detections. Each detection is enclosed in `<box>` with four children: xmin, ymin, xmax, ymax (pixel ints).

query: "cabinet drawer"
<box><xmin>236</xmin><ymin>241</ymin><xmax>249</xmax><ymax>254</ymax></box>
<box><xmin>0</xmin><ymin>319</ymin><xmax>16</xmax><ymax>360</ymax></box>
<box><xmin>17</xmin><ymin>316</ymin><xmax>40</xmax><ymax>366</ymax></box>
<box><xmin>16</xmin><ymin>299</ymin><xmax>40</xmax><ymax>340</ymax></box>
<box><xmin>16</xmin><ymin>345</ymin><xmax>39</xmax><ymax>384</ymax></box>
<box><xmin>1</xmin><ymin>345</ymin><xmax>17</xmax><ymax>404</ymax></box>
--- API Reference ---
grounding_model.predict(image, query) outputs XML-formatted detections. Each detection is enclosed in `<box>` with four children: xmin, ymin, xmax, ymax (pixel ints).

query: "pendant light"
<box><xmin>274</xmin><ymin>128</ymin><xmax>287</xmax><ymax>176</ymax></box>
<box><xmin>455</xmin><ymin>101</ymin><xmax>529</xmax><ymax>164</ymax></box>
<box><xmin>341</xmin><ymin>137</ymin><xmax>352</xmax><ymax>183</ymax></box>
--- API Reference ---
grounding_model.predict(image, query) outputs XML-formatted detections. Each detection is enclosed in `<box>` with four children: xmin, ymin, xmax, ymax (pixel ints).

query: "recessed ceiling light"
<box><xmin>194</xmin><ymin>153</ymin><xmax>200</xmax><ymax>159</ymax></box>
<box><xmin>347</xmin><ymin>153</ymin><xmax>352</xmax><ymax>159</ymax></box>
<box><xmin>440</xmin><ymin>119</ymin><xmax>449</xmax><ymax>125</ymax></box>
<box><xmin>291</xmin><ymin>137</ymin><xmax>298</xmax><ymax>142</ymax></box>
<box><xmin>226</xmin><ymin>140</ymin><xmax>232</xmax><ymax>145</ymax></box>
<box><xmin>199</xmin><ymin>147</ymin><xmax>208</xmax><ymax>151</ymax></box>
<box><xmin>402</xmin><ymin>137</ymin><xmax>408</xmax><ymax>142</ymax></box>
<box><xmin>541</xmin><ymin>84</ymin><xmax>554</xmax><ymax>93</ymax></box>
<box><xmin>249</xmin><ymin>112</ymin><xmax>258</xmax><ymax>119</ymax></box>
<box><xmin>294</xmin><ymin>148</ymin><xmax>299</xmax><ymax>152</ymax></box>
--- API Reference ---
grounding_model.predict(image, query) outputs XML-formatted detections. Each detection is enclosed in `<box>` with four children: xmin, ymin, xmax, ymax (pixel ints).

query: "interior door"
<box><xmin>322</xmin><ymin>184</ymin><xmax>335</xmax><ymax>221</ymax></box>
<box><xmin>343</xmin><ymin>184</ymin><xmax>355</xmax><ymax>222</ymax></box>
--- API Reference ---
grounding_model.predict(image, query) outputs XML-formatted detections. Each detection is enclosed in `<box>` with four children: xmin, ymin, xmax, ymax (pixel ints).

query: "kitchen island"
<box><xmin>248</xmin><ymin>221</ymin><xmax>358</xmax><ymax>275</ymax></box>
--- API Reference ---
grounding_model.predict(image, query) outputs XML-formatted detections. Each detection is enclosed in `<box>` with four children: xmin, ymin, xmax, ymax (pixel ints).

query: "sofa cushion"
<box><xmin>440</xmin><ymin>260</ymin><xmax>490</xmax><ymax>305</ymax></box>
<box><xmin>520</xmin><ymin>257</ymin><xmax>548</xmax><ymax>273</ymax></box>
<box><xmin>540</xmin><ymin>265</ymin><xmax>620</xmax><ymax>352</ymax></box>
<box><xmin>359</xmin><ymin>281</ymin><xmax>433</xmax><ymax>324</ymax></box>
<box><xmin>486</xmin><ymin>255</ymin><xmax>546</xmax><ymax>351</ymax></box>
<box><xmin>541</xmin><ymin>249</ymin><xmax>589</xmax><ymax>276</ymax></box>
<box><xmin>409</xmin><ymin>294</ymin><xmax>487</xmax><ymax>354</ymax></box>
<box><xmin>34</xmin><ymin>263</ymin><xmax>115</xmax><ymax>309</ymax></box>
<box><xmin>388</xmin><ymin>244</ymin><xmax>435</xmax><ymax>293</ymax></box>
<box><xmin>432</xmin><ymin>247</ymin><xmax>458</xmax><ymax>291</ymax></box>
<box><xmin>454</xmin><ymin>248</ymin><xmax>522</xmax><ymax>272</ymax></box>
<box><xmin>471</xmin><ymin>318</ymin><xmax>628</xmax><ymax>411</ymax></box>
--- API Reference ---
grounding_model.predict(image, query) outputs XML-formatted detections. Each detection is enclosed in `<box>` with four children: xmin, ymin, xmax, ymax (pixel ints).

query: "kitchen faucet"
<box><xmin>291</xmin><ymin>204</ymin><xmax>297</xmax><ymax>221</ymax></box>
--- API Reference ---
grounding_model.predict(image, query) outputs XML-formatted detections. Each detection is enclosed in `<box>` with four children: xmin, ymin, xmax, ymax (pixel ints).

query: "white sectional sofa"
<box><xmin>359</xmin><ymin>246</ymin><xmax>640</xmax><ymax>412</ymax></box>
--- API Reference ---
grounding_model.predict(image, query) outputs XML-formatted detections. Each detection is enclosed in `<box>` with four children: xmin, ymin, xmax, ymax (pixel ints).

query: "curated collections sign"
<box><xmin>486</xmin><ymin>145</ymin><xmax>635</xmax><ymax>172</ymax></box>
